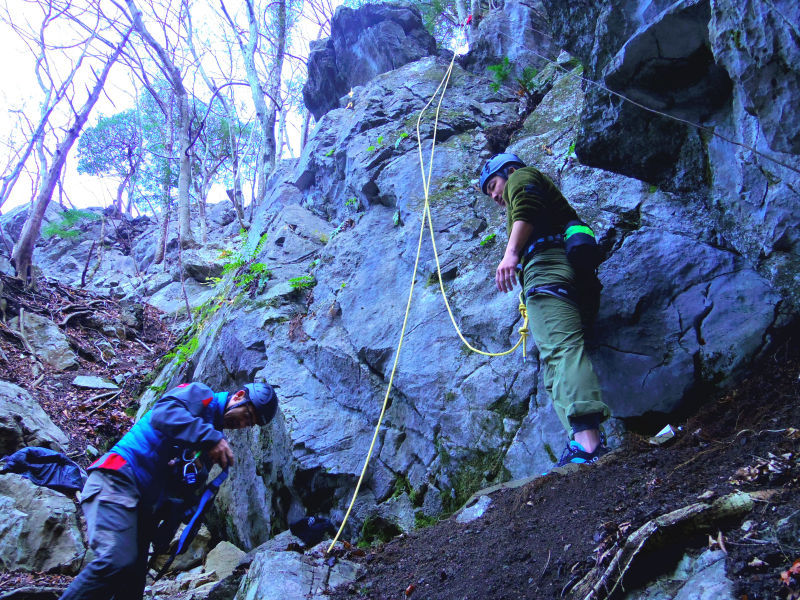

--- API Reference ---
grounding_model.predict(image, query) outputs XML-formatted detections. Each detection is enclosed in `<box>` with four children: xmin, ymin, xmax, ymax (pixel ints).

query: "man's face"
<box><xmin>486</xmin><ymin>174</ymin><xmax>507</xmax><ymax>207</ymax></box>
<box><xmin>223</xmin><ymin>391</ymin><xmax>259</xmax><ymax>429</ymax></box>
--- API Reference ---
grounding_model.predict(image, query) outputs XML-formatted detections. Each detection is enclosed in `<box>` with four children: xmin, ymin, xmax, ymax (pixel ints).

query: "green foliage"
<box><xmin>648</xmin><ymin>185</ymin><xmax>658</xmax><ymax>193</ymax></box>
<box><xmin>488</xmin><ymin>59</ymin><xmax>541</xmax><ymax>100</ymax></box>
<box><xmin>567</xmin><ymin>141</ymin><xmax>577</xmax><ymax>159</ymax></box>
<box><xmin>414</xmin><ymin>511</ymin><xmax>438</xmax><ymax>528</ymax></box>
<box><xmin>543</xmin><ymin>443</ymin><xmax>557</xmax><ymax>463</ymax></box>
<box><xmin>479</xmin><ymin>233</ymin><xmax>496</xmax><ymax>246</ymax></box>
<box><xmin>393</xmin><ymin>210</ymin><xmax>401</xmax><ymax>227</ymax></box>
<box><xmin>392</xmin><ymin>475</ymin><xmax>411</xmax><ymax>499</ymax></box>
<box><xmin>367</xmin><ymin>134</ymin><xmax>386</xmax><ymax>153</ymax></box>
<box><xmin>42</xmin><ymin>210</ymin><xmax>100</xmax><ymax>239</ymax></box>
<box><xmin>441</xmin><ymin>449</ymin><xmax>509</xmax><ymax>515</ymax></box>
<box><xmin>394</xmin><ymin>131</ymin><xmax>410</xmax><ymax>148</ymax></box>
<box><xmin>345</xmin><ymin>197</ymin><xmax>359</xmax><ymax>208</ymax></box>
<box><xmin>288</xmin><ymin>275</ymin><xmax>315</xmax><ymax>290</ymax></box>
<box><xmin>192</xmin><ymin>295</ymin><xmax>224</xmax><ymax>323</ymax></box>
<box><xmin>149</xmin><ymin>381</ymin><xmax>169</xmax><ymax>395</ymax></box>
<box><xmin>488</xmin><ymin>57</ymin><xmax>513</xmax><ymax>92</ymax></box>
<box><xmin>164</xmin><ymin>335</ymin><xmax>200</xmax><ymax>365</ymax></box>
<box><xmin>324</xmin><ymin>148</ymin><xmax>335</xmax><ymax>157</ymax></box>
<box><xmin>518</xmin><ymin>66</ymin><xmax>539</xmax><ymax>94</ymax></box>
<box><xmin>219</xmin><ymin>232</ymin><xmax>271</xmax><ymax>293</ymax></box>
<box><xmin>360</xmin><ymin>516</ymin><xmax>402</xmax><ymax>546</ymax></box>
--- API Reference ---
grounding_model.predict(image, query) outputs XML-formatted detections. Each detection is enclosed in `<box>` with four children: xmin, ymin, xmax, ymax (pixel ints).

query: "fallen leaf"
<box><xmin>405</xmin><ymin>583</ymin><xmax>416</xmax><ymax>596</ymax></box>
<box><xmin>697</xmin><ymin>490</ymin><xmax>715</xmax><ymax>500</ymax></box>
<box><xmin>748</xmin><ymin>557</ymin><xmax>767</xmax><ymax>568</ymax></box>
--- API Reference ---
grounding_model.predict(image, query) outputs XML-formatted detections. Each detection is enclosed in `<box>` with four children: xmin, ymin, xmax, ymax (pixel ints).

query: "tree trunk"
<box><xmin>126</xmin><ymin>0</ymin><xmax>195</xmax><ymax>248</ymax></box>
<box><xmin>154</xmin><ymin>198</ymin><xmax>170</xmax><ymax>266</ymax></box>
<box><xmin>11</xmin><ymin>29</ymin><xmax>130</xmax><ymax>284</ymax></box>
<box><xmin>264</xmin><ymin>0</ymin><xmax>286</xmax><ymax>167</ymax></box>
<box><xmin>176</xmin><ymin>92</ymin><xmax>195</xmax><ymax>248</ymax></box>
<box><xmin>301</xmin><ymin>109</ymin><xmax>312</xmax><ymax>152</ymax></box>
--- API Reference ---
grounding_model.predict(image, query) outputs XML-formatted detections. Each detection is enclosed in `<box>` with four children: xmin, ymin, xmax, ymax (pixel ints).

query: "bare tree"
<box><xmin>185</xmin><ymin>8</ymin><xmax>249</xmax><ymax>231</ymax></box>
<box><xmin>124</xmin><ymin>0</ymin><xmax>196</xmax><ymax>248</ymax></box>
<box><xmin>0</xmin><ymin>0</ymin><xmax>100</xmax><ymax>211</ymax></box>
<box><xmin>12</xmin><ymin>22</ymin><xmax>132</xmax><ymax>282</ymax></box>
<box><xmin>220</xmin><ymin>0</ymin><xmax>287</xmax><ymax>208</ymax></box>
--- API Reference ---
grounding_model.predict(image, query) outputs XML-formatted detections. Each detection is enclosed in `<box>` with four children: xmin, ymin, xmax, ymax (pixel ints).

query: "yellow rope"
<box><xmin>326</xmin><ymin>46</ymin><xmax>529</xmax><ymax>553</ymax></box>
<box><xmin>415</xmin><ymin>56</ymin><xmax>529</xmax><ymax>359</ymax></box>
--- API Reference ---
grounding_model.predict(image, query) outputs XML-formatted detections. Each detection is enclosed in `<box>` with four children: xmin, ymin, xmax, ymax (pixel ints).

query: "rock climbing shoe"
<box><xmin>555</xmin><ymin>439</ymin><xmax>610</xmax><ymax>467</ymax></box>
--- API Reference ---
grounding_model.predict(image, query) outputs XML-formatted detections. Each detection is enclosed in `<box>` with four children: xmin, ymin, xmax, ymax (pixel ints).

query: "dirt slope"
<box><xmin>330</xmin><ymin>330</ymin><xmax>800</xmax><ymax>600</ymax></box>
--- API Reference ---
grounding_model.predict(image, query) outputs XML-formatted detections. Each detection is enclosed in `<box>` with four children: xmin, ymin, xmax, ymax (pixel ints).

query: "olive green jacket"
<box><xmin>503</xmin><ymin>167</ymin><xmax>579</xmax><ymax>240</ymax></box>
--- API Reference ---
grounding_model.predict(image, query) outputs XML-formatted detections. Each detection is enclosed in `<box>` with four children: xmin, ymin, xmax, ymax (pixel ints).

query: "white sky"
<box><xmin>0</xmin><ymin>0</ymin><xmax>340</xmax><ymax>213</ymax></box>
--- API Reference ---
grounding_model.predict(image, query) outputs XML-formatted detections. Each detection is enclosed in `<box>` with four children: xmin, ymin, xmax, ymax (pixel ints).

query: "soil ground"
<box><xmin>330</xmin><ymin>330</ymin><xmax>800</xmax><ymax>600</ymax></box>
<box><xmin>0</xmin><ymin>273</ymin><xmax>174</xmax><ymax>595</ymax></box>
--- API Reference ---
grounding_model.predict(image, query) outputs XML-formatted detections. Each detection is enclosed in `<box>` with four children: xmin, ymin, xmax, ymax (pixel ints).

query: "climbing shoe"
<box><xmin>555</xmin><ymin>439</ymin><xmax>610</xmax><ymax>467</ymax></box>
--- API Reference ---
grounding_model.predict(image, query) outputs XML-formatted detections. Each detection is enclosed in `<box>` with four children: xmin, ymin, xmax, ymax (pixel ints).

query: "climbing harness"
<box><xmin>326</xmin><ymin>30</ymin><xmax>531</xmax><ymax>553</ymax></box>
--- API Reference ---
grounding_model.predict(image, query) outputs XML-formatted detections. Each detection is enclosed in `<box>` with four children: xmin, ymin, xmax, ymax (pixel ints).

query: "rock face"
<box><xmin>4</xmin><ymin>0</ymin><xmax>797</xmax><ymax>565</ymax></box>
<box><xmin>0</xmin><ymin>381</ymin><xmax>69</xmax><ymax>455</ymax></box>
<box><xmin>540</xmin><ymin>0</ymin><xmax>800</xmax><ymax>306</ymax></box>
<box><xmin>0</xmin><ymin>473</ymin><xmax>85</xmax><ymax>574</ymax></box>
<box><xmin>234</xmin><ymin>547</ymin><xmax>363</xmax><ymax>600</ymax></box>
<box><xmin>460</xmin><ymin>0</ymin><xmax>558</xmax><ymax>81</ymax></box>
<box><xmin>303</xmin><ymin>3</ymin><xmax>437</xmax><ymax>120</ymax></box>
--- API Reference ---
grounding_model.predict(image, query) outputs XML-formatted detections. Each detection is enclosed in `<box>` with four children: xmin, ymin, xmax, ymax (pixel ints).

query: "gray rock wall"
<box><xmin>303</xmin><ymin>3</ymin><xmax>437</xmax><ymax>121</ymax></box>
<box><xmin>6</xmin><ymin>0</ymin><xmax>796</xmax><ymax>553</ymax></box>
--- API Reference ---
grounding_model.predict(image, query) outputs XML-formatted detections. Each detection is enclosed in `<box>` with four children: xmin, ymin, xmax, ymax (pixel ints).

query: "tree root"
<box><xmin>570</xmin><ymin>491</ymin><xmax>755</xmax><ymax>600</ymax></box>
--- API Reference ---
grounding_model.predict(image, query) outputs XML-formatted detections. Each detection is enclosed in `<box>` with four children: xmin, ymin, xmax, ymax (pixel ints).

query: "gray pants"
<box><xmin>59</xmin><ymin>469</ymin><xmax>149</xmax><ymax>600</ymax></box>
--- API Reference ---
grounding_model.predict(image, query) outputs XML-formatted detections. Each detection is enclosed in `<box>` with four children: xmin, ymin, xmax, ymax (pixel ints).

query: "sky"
<box><xmin>0</xmin><ymin>0</ymin><xmax>340</xmax><ymax>214</ymax></box>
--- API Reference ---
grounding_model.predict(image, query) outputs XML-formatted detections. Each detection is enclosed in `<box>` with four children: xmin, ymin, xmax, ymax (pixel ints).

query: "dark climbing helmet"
<box><xmin>479</xmin><ymin>152</ymin><xmax>526</xmax><ymax>194</ymax></box>
<box><xmin>243</xmin><ymin>383</ymin><xmax>278</xmax><ymax>425</ymax></box>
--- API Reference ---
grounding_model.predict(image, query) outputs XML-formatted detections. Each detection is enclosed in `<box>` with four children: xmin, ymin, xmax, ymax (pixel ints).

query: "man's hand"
<box><xmin>496</xmin><ymin>250</ymin><xmax>520</xmax><ymax>293</ymax></box>
<box><xmin>208</xmin><ymin>438</ymin><xmax>234</xmax><ymax>469</ymax></box>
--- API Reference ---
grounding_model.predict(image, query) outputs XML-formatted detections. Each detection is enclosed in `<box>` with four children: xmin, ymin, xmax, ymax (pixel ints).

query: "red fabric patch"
<box><xmin>178</xmin><ymin>383</ymin><xmax>190</xmax><ymax>388</ymax></box>
<box><xmin>202</xmin><ymin>396</ymin><xmax>213</xmax><ymax>406</ymax></box>
<box><xmin>90</xmin><ymin>453</ymin><xmax>127</xmax><ymax>471</ymax></box>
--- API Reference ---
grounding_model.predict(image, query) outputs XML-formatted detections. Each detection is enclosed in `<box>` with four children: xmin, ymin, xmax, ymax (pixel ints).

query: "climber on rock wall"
<box><xmin>480</xmin><ymin>152</ymin><xmax>612</xmax><ymax>468</ymax></box>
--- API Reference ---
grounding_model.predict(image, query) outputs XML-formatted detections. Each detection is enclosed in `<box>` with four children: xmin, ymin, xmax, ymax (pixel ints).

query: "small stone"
<box><xmin>741</xmin><ymin>520</ymin><xmax>754</xmax><ymax>532</ymax></box>
<box><xmin>72</xmin><ymin>376</ymin><xmax>119</xmax><ymax>390</ymax></box>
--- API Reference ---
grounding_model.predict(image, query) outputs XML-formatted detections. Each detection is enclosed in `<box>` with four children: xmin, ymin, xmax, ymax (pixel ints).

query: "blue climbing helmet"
<box><xmin>242</xmin><ymin>383</ymin><xmax>278</xmax><ymax>425</ymax></box>
<box><xmin>479</xmin><ymin>152</ymin><xmax>526</xmax><ymax>194</ymax></box>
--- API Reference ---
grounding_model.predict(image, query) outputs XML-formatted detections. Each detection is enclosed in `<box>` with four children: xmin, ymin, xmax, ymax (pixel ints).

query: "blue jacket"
<box><xmin>89</xmin><ymin>382</ymin><xmax>228</xmax><ymax>506</ymax></box>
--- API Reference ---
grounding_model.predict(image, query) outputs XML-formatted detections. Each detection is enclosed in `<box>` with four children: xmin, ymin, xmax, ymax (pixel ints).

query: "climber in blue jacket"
<box><xmin>59</xmin><ymin>381</ymin><xmax>278</xmax><ymax>600</ymax></box>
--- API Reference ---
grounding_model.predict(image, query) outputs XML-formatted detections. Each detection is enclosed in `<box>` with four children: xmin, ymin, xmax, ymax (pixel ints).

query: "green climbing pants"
<box><xmin>523</xmin><ymin>248</ymin><xmax>610</xmax><ymax>436</ymax></box>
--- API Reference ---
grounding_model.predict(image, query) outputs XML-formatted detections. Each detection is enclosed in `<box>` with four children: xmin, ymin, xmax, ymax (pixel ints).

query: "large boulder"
<box><xmin>234</xmin><ymin>546</ymin><xmax>363</xmax><ymax>600</ymax></box>
<box><xmin>539</xmin><ymin>0</ymin><xmax>800</xmax><ymax>306</ymax></box>
<box><xmin>0</xmin><ymin>473</ymin><xmax>85</xmax><ymax>574</ymax></box>
<box><xmin>0</xmin><ymin>381</ymin><xmax>69</xmax><ymax>455</ymax></box>
<box><xmin>8</xmin><ymin>312</ymin><xmax>78</xmax><ymax>372</ymax></box>
<box><xmin>460</xmin><ymin>0</ymin><xmax>558</xmax><ymax>81</ymax></box>
<box><xmin>303</xmin><ymin>3</ymin><xmax>437</xmax><ymax>120</ymax></box>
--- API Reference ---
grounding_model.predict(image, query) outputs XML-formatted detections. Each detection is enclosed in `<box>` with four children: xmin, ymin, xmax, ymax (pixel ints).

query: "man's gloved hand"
<box><xmin>207</xmin><ymin>438</ymin><xmax>234</xmax><ymax>469</ymax></box>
